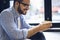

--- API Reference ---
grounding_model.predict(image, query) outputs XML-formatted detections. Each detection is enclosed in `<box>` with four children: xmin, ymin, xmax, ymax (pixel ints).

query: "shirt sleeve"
<box><xmin>0</xmin><ymin>11</ymin><xmax>28</xmax><ymax>39</ymax></box>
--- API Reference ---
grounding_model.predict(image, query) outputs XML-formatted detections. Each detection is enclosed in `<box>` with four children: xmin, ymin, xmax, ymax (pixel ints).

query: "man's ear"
<box><xmin>15</xmin><ymin>1</ymin><xmax>19</xmax><ymax>7</ymax></box>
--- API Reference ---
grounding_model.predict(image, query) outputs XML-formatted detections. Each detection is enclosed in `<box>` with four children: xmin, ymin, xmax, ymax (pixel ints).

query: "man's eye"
<box><xmin>23</xmin><ymin>4</ymin><xmax>27</xmax><ymax>6</ymax></box>
<box><xmin>21</xmin><ymin>3</ymin><xmax>29</xmax><ymax>6</ymax></box>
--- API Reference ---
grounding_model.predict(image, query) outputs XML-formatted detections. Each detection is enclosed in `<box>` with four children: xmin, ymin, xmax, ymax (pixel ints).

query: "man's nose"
<box><xmin>25</xmin><ymin>6</ymin><xmax>29</xmax><ymax>10</ymax></box>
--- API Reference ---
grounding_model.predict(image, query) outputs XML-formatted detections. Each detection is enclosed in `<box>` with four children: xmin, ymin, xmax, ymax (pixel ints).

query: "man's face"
<box><xmin>18</xmin><ymin>0</ymin><xmax>30</xmax><ymax>15</ymax></box>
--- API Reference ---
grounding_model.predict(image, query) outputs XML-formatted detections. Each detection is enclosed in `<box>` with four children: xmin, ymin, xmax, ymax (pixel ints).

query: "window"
<box><xmin>51</xmin><ymin>0</ymin><xmax>60</xmax><ymax>28</ymax></box>
<box><xmin>44</xmin><ymin>0</ymin><xmax>60</xmax><ymax>31</ymax></box>
<box><xmin>52</xmin><ymin>0</ymin><xmax>60</xmax><ymax>23</ymax></box>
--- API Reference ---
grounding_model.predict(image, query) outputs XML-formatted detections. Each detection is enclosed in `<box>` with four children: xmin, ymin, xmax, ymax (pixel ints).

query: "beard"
<box><xmin>17</xmin><ymin>5</ymin><xmax>27</xmax><ymax>15</ymax></box>
<box><xmin>18</xmin><ymin>5</ymin><xmax>24</xmax><ymax>15</ymax></box>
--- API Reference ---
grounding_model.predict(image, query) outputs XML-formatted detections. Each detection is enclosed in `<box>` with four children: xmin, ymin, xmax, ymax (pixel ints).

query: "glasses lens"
<box><xmin>21</xmin><ymin>3</ymin><xmax>29</xmax><ymax>6</ymax></box>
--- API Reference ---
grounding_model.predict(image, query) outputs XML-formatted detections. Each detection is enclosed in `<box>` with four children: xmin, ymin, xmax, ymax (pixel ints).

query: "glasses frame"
<box><xmin>20</xmin><ymin>2</ymin><xmax>30</xmax><ymax>6</ymax></box>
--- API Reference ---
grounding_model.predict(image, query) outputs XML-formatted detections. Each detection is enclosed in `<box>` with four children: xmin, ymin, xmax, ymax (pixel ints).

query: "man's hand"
<box><xmin>27</xmin><ymin>21</ymin><xmax>52</xmax><ymax>38</ymax></box>
<box><xmin>39</xmin><ymin>21</ymin><xmax>52</xmax><ymax>31</ymax></box>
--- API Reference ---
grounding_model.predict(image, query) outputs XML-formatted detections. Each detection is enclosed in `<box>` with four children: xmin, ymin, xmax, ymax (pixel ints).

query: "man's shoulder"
<box><xmin>0</xmin><ymin>7</ymin><xmax>13</xmax><ymax>17</ymax></box>
<box><xmin>1</xmin><ymin>7</ymin><xmax>13</xmax><ymax>14</ymax></box>
<box><xmin>1</xmin><ymin>7</ymin><xmax>12</xmax><ymax>13</ymax></box>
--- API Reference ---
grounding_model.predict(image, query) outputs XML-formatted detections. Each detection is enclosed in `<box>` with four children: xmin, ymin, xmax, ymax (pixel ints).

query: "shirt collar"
<box><xmin>11</xmin><ymin>6</ymin><xmax>20</xmax><ymax>17</ymax></box>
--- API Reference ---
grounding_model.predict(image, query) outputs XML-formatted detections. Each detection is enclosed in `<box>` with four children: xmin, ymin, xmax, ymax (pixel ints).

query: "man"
<box><xmin>0</xmin><ymin>0</ymin><xmax>52</xmax><ymax>40</ymax></box>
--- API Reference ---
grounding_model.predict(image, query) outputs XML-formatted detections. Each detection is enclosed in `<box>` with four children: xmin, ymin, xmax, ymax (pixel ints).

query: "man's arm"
<box><xmin>0</xmin><ymin>11</ymin><xmax>28</xmax><ymax>39</ymax></box>
<box><xmin>27</xmin><ymin>21</ymin><xmax>52</xmax><ymax>38</ymax></box>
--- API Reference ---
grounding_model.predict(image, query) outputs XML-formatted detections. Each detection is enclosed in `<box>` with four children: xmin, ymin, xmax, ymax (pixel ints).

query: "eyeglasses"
<box><xmin>21</xmin><ymin>2</ymin><xmax>30</xmax><ymax>6</ymax></box>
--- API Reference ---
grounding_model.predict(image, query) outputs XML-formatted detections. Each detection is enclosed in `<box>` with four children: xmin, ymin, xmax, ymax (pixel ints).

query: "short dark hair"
<box><xmin>14</xmin><ymin>0</ymin><xmax>23</xmax><ymax>4</ymax></box>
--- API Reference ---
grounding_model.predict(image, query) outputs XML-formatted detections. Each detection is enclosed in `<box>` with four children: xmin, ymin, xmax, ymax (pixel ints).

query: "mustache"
<box><xmin>24</xmin><ymin>9</ymin><xmax>28</xmax><ymax>10</ymax></box>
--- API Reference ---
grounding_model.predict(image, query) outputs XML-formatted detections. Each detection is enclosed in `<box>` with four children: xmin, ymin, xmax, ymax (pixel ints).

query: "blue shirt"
<box><xmin>0</xmin><ymin>7</ymin><xmax>30</xmax><ymax>40</ymax></box>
